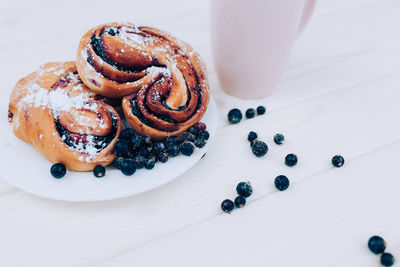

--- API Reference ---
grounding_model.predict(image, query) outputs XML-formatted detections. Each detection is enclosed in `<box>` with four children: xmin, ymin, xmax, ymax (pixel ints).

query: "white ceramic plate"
<box><xmin>0</xmin><ymin>96</ymin><xmax>218</xmax><ymax>202</ymax></box>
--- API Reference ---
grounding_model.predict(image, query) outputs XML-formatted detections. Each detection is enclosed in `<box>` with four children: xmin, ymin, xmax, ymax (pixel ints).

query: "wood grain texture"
<box><xmin>1</xmin><ymin>0</ymin><xmax>400</xmax><ymax>266</ymax></box>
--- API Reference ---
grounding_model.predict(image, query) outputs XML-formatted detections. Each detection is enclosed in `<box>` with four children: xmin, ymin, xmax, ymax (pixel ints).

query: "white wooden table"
<box><xmin>1</xmin><ymin>0</ymin><xmax>400</xmax><ymax>266</ymax></box>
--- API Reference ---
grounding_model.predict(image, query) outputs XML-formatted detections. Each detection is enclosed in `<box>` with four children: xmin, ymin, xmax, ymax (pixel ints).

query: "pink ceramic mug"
<box><xmin>211</xmin><ymin>0</ymin><xmax>316</xmax><ymax>98</ymax></box>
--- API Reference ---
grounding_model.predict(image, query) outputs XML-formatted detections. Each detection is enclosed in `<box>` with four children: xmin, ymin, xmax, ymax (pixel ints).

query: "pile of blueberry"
<box><xmin>113</xmin><ymin>122</ymin><xmax>209</xmax><ymax>176</ymax></box>
<box><xmin>368</xmin><ymin>236</ymin><xmax>395</xmax><ymax>266</ymax></box>
<box><xmin>50</xmin><ymin>122</ymin><xmax>209</xmax><ymax>178</ymax></box>
<box><xmin>247</xmin><ymin>131</ymin><xmax>268</xmax><ymax>157</ymax></box>
<box><xmin>221</xmin><ymin>181</ymin><xmax>253</xmax><ymax>213</ymax></box>
<box><xmin>227</xmin><ymin>105</ymin><xmax>266</xmax><ymax>124</ymax></box>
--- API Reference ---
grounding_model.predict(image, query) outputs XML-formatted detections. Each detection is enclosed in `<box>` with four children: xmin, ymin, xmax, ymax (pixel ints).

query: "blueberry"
<box><xmin>167</xmin><ymin>144</ymin><xmax>180</xmax><ymax>157</ymax></box>
<box><xmin>228</xmin><ymin>108</ymin><xmax>242</xmax><ymax>124</ymax></box>
<box><xmin>108</xmin><ymin>28</ymin><xmax>119</xmax><ymax>36</ymax></box>
<box><xmin>285</xmin><ymin>154</ymin><xmax>298</xmax><ymax>167</ymax></box>
<box><xmin>273</xmin><ymin>133</ymin><xmax>285</xmax><ymax>145</ymax></box>
<box><xmin>245</xmin><ymin>108</ymin><xmax>256</xmax><ymax>119</ymax></box>
<box><xmin>221</xmin><ymin>199</ymin><xmax>235</xmax><ymax>213</ymax></box>
<box><xmin>157</xmin><ymin>151</ymin><xmax>169</xmax><ymax>163</ymax></box>
<box><xmin>134</xmin><ymin>155</ymin><xmax>145</xmax><ymax>169</ymax></box>
<box><xmin>381</xmin><ymin>253</ymin><xmax>395</xmax><ymax>266</ymax></box>
<box><xmin>93</xmin><ymin>165</ymin><xmax>106</xmax><ymax>178</ymax></box>
<box><xmin>332</xmin><ymin>155</ymin><xmax>345</xmax><ymax>167</ymax></box>
<box><xmin>177</xmin><ymin>132</ymin><xmax>189</xmax><ymax>144</ymax></box>
<box><xmin>131</xmin><ymin>135</ymin><xmax>144</xmax><ymax>150</ymax></box>
<box><xmin>147</xmin><ymin>153</ymin><xmax>157</xmax><ymax>163</ymax></box>
<box><xmin>236</xmin><ymin>182</ymin><xmax>253</xmax><ymax>198</ymax></box>
<box><xmin>196</xmin><ymin>122</ymin><xmax>207</xmax><ymax>131</ymax></box>
<box><xmin>113</xmin><ymin>156</ymin><xmax>124</xmax><ymax>169</ymax></box>
<box><xmin>115</xmin><ymin>139</ymin><xmax>130</xmax><ymax>156</ymax></box>
<box><xmin>165</xmin><ymin>136</ymin><xmax>178</xmax><ymax>146</ymax></box>
<box><xmin>188</xmin><ymin>125</ymin><xmax>200</xmax><ymax>135</ymax></box>
<box><xmin>120</xmin><ymin>128</ymin><xmax>135</xmax><ymax>140</ymax></box>
<box><xmin>144</xmin><ymin>158</ymin><xmax>155</xmax><ymax>170</ymax></box>
<box><xmin>194</xmin><ymin>136</ymin><xmax>207</xmax><ymax>148</ymax></box>
<box><xmin>152</xmin><ymin>141</ymin><xmax>165</xmax><ymax>153</ymax></box>
<box><xmin>121</xmin><ymin>158</ymin><xmax>136</xmax><ymax>176</ymax></box>
<box><xmin>186</xmin><ymin>133</ymin><xmax>196</xmax><ymax>142</ymax></box>
<box><xmin>180</xmin><ymin>141</ymin><xmax>195</xmax><ymax>156</ymax></box>
<box><xmin>142</xmin><ymin>135</ymin><xmax>152</xmax><ymax>146</ymax></box>
<box><xmin>247</xmin><ymin>131</ymin><xmax>258</xmax><ymax>142</ymax></box>
<box><xmin>256</xmin><ymin>106</ymin><xmax>266</xmax><ymax>115</ymax></box>
<box><xmin>368</xmin><ymin>236</ymin><xmax>386</xmax><ymax>254</ymax></box>
<box><xmin>251</xmin><ymin>140</ymin><xmax>268</xmax><ymax>157</ymax></box>
<box><xmin>234</xmin><ymin>195</ymin><xmax>246</xmax><ymax>208</ymax></box>
<box><xmin>50</xmin><ymin>163</ymin><xmax>66</xmax><ymax>178</ymax></box>
<box><xmin>198</xmin><ymin>130</ymin><xmax>210</xmax><ymax>140</ymax></box>
<box><xmin>137</xmin><ymin>146</ymin><xmax>151</xmax><ymax>157</ymax></box>
<box><xmin>275</xmin><ymin>175</ymin><xmax>290</xmax><ymax>191</ymax></box>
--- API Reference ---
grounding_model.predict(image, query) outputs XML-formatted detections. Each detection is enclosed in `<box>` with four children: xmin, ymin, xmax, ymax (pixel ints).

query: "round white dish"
<box><xmin>0</xmin><ymin>96</ymin><xmax>218</xmax><ymax>202</ymax></box>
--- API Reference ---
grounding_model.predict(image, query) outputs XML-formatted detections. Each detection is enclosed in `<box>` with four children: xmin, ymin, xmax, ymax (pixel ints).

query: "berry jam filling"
<box><xmin>8</xmin><ymin>109</ymin><xmax>13</xmax><ymax>123</ymax></box>
<box><xmin>55</xmin><ymin>112</ymin><xmax>119</xmax><ymax>153</ymax></box>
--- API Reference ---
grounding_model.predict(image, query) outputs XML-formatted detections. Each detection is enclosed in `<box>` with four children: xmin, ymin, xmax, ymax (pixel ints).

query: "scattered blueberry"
<box><xmin>121</xmin><ymin>158</ymin><xmax>136</xmax><ymax>176</ymax></box>
<box><xmin>180</xmin><ymin>141</ymin><xmax>195</xmax><ymax>156</ymax></box>
<box><xmin>157</xmin><ymin>151</ymin><xmax>169</xmax><ymax>163</ymax></box>
<box><xmin>50</xmin><ymin>163</ymin><xmax>66</xmax><ymax>178</ymax></box>
<box><xmin>144</xmin><ymin>158</ymin><xmax>156</xmax><ymax>170</ymax></box>
<box><xmin>137</xmin><ymin>146</ymin><xmax>151</xmax><ymax>157</ymax></box>
<box><xmin>236</xmin><ymin>181</ymin><xmax>253</xmax><ymax>198</ymax></box>
<box><xmin>251</xmin><ymin>140</ymin><xmax>268</xmax><ymax>157</ymax></box>
<box><xmin>178</xmin><ymin>132</ymin><xmax>189</xmax><ymax>144</ymax></box>
<box><xmin>221</xmin><ymin>199</ymin><xmax>235</xmax><ymax>213</ymax></box>
<box><xmin>194</xmin><ymin>136</ymin><xmax>207</xmax><ymax>148</ymax></box>
<box><xmin>93</xmin><ymin>165</ymin><xmax>106</xmax><ymax>178</ymax></box>
<box><xmin>332</xmin><ymin>155</ymin><xmax>345</xmax><ymax>167</ymax></box>
<box><xmin>368</xmin><ymin>236</ymin><xmax>386</xmax><ymax>254</ymax></box>
<box><xmin>247</xmin><ymin>131</ymin><xmax>258</xmax><ymax>142</ymax></box>
<box><xmin>274</xmin><ymin>175</ymin><xmax>290</xmax><ymax>191</ymax></box>
<box><xmin>196</xmin><ymin>122</ymin><xmax>207</xmax><ymax>131</ymax></box>
<box><xmin>167</xmin><ymin>144</ymin><xmax>180</xmax><ymax>157</ymax></box>
<box><xmin>198</xmin><ymin>130</ymin><xmax>210</xmax><ymax>140</ymax></box>
<box><xmin>189</xmin><ymin>125</ymin><xmax>200</xmax><ymax>135</ymax></box>
<box><xmin>120</xmin><ymin>128</ymin><xmax>135</xmax><ymax>140</ymax></box>
<box><xmin>142</xmin><ymin>135</ymin><xmax>152</xmax><ymax>146</ymax></box>
<box><xmin>113</xmin><ymin>156</ymin><xmax>124</xmax><ymax>169</ymax></box>
<box><xmin>245</xmin><ymin>108</ymin><xmax>256</xmax><ymax>119</ymax></box>
<box><xmin>134</xmin><ymin>155</ymin><xmax>145</xmax><ymax>169</ymax></box>
<box><xmin>186</xmin><ymin>133</ymin><xmax>196</xmax><ymax>142</ymax></box>
<box><xmin>115</xmin><ymin>139</ymin><xmax>130</xmax><ymax>156</ymax></box>
<box><xmin>234</xmin><ymin>195</ymin><xmax>246</xmax><ymax>208</ymax></box>
<box><xmin>165</xmin><ymin>135</ymin><xmax>178</xmax><ymax>146</ymax></box>
<box><xmin>256</xmin><ymin>106</ymin><xmax>266</xmax><ymax>115</ymax></box>
<box><xmin>228</xmin><ymin>108</ymin><xmax>242</xmax><ymax>124</ymax></box>
<box><xmin>131</xmin><ymin>135</ymin><xmax>144</xmax><ymax>149</ymax></box>
<box><xmin>273</xmin><ymin>133</ymin><xmax>285</xmax><ymax>145</ymax></box>
<box><xmin>285</xmin><ymin>154</ymin><xmax>298</xmax><ymax>167</ymax></box>
<box><xmin>152</xmin><ymin>141</ymin><xmax>165</xmax><ymax>154</ymax></box>
<box><xmin>381</xmin><ymin>253</ymin><xmax>395</xmax><ymax>266</ymax></box>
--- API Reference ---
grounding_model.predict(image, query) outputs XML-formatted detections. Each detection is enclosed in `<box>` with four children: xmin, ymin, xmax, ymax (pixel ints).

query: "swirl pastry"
<box><xmin>8</xmin><ymin>62</ymin><xmax>122</xmax><ymax>171</ymax></box>
<box><xmin>76</xmin><ymin>22</ymin><xmax>209</xmax><ymax>139</ymax></box>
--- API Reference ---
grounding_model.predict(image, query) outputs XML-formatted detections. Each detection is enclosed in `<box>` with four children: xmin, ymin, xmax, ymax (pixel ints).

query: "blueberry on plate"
<box><xmin>251</xmin><ymin>140</ymin><xmax>268</xmax><ymax>157</ymax></box>
<box><xmin>274</xmin><ymin>175</ymin><xmax>290</xmax><ymax>191</ymax></box>
<box><xmin>256</xmin><ymin>106</ymin><xmax>266</xmax><ymax>115</ymax></box>
<box><xmin>221</xmin><ymin>199</ymin><xmax>235</xmax><ymax>213</ymax></box>
<box><xmin>273</xmin><ymin>133</ymin><xmax>285</xmax><ymax>145</ymax></box>
<box><xmin>245</xmin><ymin>108</ymin><xmax>256</xmax><ymax>119</ymax></box>
<box><xmin>144</xmin><ymin>158</ymin><xmax>156</xmax><ymax>170</ymax></box>
<box><xmin>142</xmin><ymin>135</ymin><xmax>152</xmax><ymax>146</ymax></box>
<box><xmin>247</xmin><ymin>131</ymin><xmax>258</xmax><ymax>142</ymax></box>
<box><xmin>228</xmin><ymin>108</ymin><xmax>242</xmax><ymax>124</ymax></box>
<box><xmin>115</xmin><ymin>139</ymin><xmax>130</xmax><ymax>156</ymax></box>
<box><xmin>137</xmin><ymin>146</ymin><xmax>151</xmax><ymax>157</ymax></box>
<box><xmin>113</xmin><ymin>156</ymin><xmax>124</xmax><ymax>169</ymax></box>
<box><xmin>157</xmin><ymin>151</ymin><xmax>169</xmax><ymax>163</ymax></box>
<box><xmin>134</xmin><ymin>155</ymin><xmax>145</xmax><ymax>169</ymax></box>
<box><xmin>236</xmin><ymin>181</ymin><xmax>253</xmax><ymax>198</ymax></box>
<box><xmin>234</xmin><ymin>195</ymin><xmax>246</xmax><ymax>208</ymax></box>
<box><xmin>332</xmin><ymin>155</ymin><xmax>345</xmax><ymax>167</ymax></box>
<box><xmin>180</xmin><ymin>141</ymin><xmax>195</xmax><ymax>156</ymax></box>
<box><xmin>368</xmin><ymin>236</ymin><xmax>386</xmax><ymax>254</ymax></box>
<box><xmin>285</xmin><ymin>153</ymin><xmax>298</xmax><ymax>167</ymax></box>
<box><xmin>198</xmin><ymin>130</ymin><xmax>210</xmax><ymax>140</ymax></box>
<box><xmin>194</xmin><ymin>136</ymin><xmax>207</xmax><ymax>148</ymax></box>
<box><xmin>121</xmin><ymin>158</ymin><xmax>136</xmax><ymax>176</ymax></box>
<box><xmin>131</xmin><ymin>135</ymin><xmax>144</xmax><ymax>150</ymax></box>
<box><xmin>177</xmin><ymin>132</ymin><xmax>189</xmax><ymax>144</ymax></box>
<box><xmin>93</xmin><ymin>165</ymin><xmax>106</xmax><ymax>178</ymax></box>
<box><xmin>189</xmin><ymin>125</ymin><xmax>200</xmax><ymax>135</ymax></box>
<box><xmin>50</xmin><ymin>163</ymin><xmax>66</xmax><ymax>179</ymax></box>
<box><xmin>186</xmin><ymin>133</ymin><xmax>196</xmax><ymax>142</ymax></box>
<box><xmin>152</xmin><ymin>141</ymin><xmax>165</xmax><ymax>154</ymax></box>
<box><xmin>167</xmin><ymin>144</ymin><xmax>180</xmax><ymax>157</ymax></box>
<box><xmin>381</xmin><ymin>253</ymin><xmax>395</xmax><ymax>267</ymax></box>
<box><xmin>165</xmin><ymin>136</ymin><xmax>178</xmax><ymax>146</ymax></box>
<box><xmin>196</xmin><ymin>122</ymin><xmax>207</xmax><ymax>131</ymax></box>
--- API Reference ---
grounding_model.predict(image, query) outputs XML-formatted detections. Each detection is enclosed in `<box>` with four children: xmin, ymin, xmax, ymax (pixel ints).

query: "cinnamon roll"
<box><xmin>8</xmin><ymin>62</ymin><xmax>122</xmax><ymax>171</ymax></box>
<box><xmin>76</xmin><ymin>22</ymin><xmax>209</xmax><ymax>139</ymax></box>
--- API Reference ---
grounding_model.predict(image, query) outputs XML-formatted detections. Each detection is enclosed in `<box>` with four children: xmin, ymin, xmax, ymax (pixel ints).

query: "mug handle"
<box><xmin>298</xmin><ymin>0</ymin><xmax>316</xmax><ymax>36</ymax></box>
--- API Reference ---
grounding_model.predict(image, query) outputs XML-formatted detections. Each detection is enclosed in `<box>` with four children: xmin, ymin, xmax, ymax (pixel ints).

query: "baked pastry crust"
<box><xmin>8</xmin><ymin>62</ymin><xmax>122</xmax><ymax>171</ymax></box>
<box><xmin>77</xmin><ymin>22</ymin><xmax>209</xmax><ymax>139</ymax></box>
